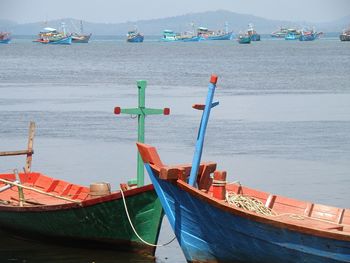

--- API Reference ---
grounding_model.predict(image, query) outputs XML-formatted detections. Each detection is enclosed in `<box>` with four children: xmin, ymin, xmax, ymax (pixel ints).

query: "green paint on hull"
<box><xmin>0</xmin><ymin>188</ymin><xmax>163</xmax><ymax>256</ymax></box>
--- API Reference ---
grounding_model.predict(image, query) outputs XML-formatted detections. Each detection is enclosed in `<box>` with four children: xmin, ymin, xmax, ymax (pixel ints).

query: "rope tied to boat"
<box><xmin>120</xmin><ymin>188</ymin><xmax>176</xmax><ymax>247</ymax></box>
<box><xmin>225</xmin><ymin>191</ymin><xmax>276</xmax><ymax>216</ymax></box>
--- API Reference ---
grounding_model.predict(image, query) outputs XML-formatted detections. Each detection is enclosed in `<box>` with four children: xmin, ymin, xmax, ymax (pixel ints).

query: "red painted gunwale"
<box><xmin>136</xmin><ymin>142</ymin><xmax>350</xmax><ymax>242</ymax></box>
<box><xmin>176</xmin><ymin>180</ymin><xmax>350</xmax><ymax>242</ymax></box>
<box><xmin>0</xmin><ymin>172</ymin><xmax>154</xmax><ymax>212</ymax></box>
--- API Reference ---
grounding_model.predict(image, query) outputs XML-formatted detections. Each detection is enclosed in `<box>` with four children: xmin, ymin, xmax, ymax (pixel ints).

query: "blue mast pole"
<box><xmin>189</xmin><ymin>75</ymin><xmax>218</xmax><ymax>186</ymax></box>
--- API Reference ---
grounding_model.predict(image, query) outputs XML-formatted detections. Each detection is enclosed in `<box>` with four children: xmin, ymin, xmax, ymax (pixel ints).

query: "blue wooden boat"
<box><xmin>160</xmin><ymin>29</ymin><xmax>202</xmax><ymax>42</ymax></box>
<box><xmin>127</xmin><ymin>29</ymin><xmax>144</xmax><ymax>43</ymax></box>
<box><xmin>0</xmin><ymin>32</ymin><xmax>11</xmax><ymax>44</ymax></box>
<box><xmin>238</xmin><ymin>34</ymin><xmax>251</xmax><ymax>44</ymax></box>
<box><xmin>160</xmin><ymin>30</ymin><xmax>177</xmax><ymax>42</ymax></box>
<box><xmin>34</xmin><ymin>36</ymin><xmax>72</xmax><ymax>45</ymax></box>
<box><xmin>33</xmin><ymin>27</ymin><xmax>72</xmax><ymax>45</ymax></box>
<box><xmin>197</xmin><ymin>26</ymin><xmax>234</xmax><ymax>41</ymax></box>
<box><xmin>138</xmin><ymin>75</ymin><xmax>350</xmax><ymax>263</ymax></box>
<box><xmin>247</xmin><ymin>23</ymin><xmax>261</xmax><ymax>41</ymax></box>
<box><xmin>285</xmin><ymin>29</ymin><xmax>301</xmax><ymax>40</ymax></box>
<box><xmin>299</xmin><ymin>30</ymin><xmax>322</xmax><ymax>41</ymax></box>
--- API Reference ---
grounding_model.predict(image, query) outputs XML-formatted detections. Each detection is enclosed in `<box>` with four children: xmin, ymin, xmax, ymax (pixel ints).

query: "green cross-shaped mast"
<box><xmin>114</xmin><ymin>80</ymin><xmax>170</xmax><ymax>187</ymax></box>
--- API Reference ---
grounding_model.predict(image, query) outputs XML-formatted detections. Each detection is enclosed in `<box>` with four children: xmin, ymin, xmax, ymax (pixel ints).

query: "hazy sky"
<box><xmin>1</xmin><ymin>0</ymin><xmax>349</xmax><ymax>24</ymax></box>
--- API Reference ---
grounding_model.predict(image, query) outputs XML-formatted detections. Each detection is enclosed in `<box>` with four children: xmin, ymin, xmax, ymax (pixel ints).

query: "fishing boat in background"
<box><xmin>271</xmin><ymin>27</ymin><xmax>289</xmax><ymax>38</ymax></box>
<box><xmin>340</xmin><ymin>27</ymin><xmax>350</xmax><ymax>41</ymax></box>
<box><xmin>160</xmin><ymin>29</ymin><xmax>202</xmax><ymax>42</ymax></box>
<box><xmin>0</xmin><ymin>79</ymin><xmax>170</xmax><ymax>257</ymax></box>
<box><xmin>285</xmin><ymin>29</ymin><xmax>301</xmax><ymax>40</ymax></box>
<box><xmin>71</xmin><ymin>33</ymin><xmax>91</xmax><ymax>43</ymax></box>
<box><xmin>33</xmin><ymin>26</ymin><xmax>72</xmax><ymax>45</ymax></box>
<box><xmin>197</xmin><ymin>23</ymin><xmax>234</xmax><ymax>40</ymax></box>
<box><xmin>299</xmin><ymin>29</ymin><xmax>322</xmax><ymax>41</ymax></box>
<box><xmin>139</xmin><ymin>75</ymin><xmax>350</xmax><ymax>263</ymax></box>
<box><xmin>127</xmin><ymin>28</ymin><xmax>144</xmax><ymax>43</ymax></box>
<box><xmin>0</xmin><ymin>32</ymin><xmax>11</xmax><ymax>44</ymax></box>
<box><xmin>247</xmin><ymin>23</ymin><xmax>260</xmax><ymax>41</ymax></box>
<box><xmin>71</xmin><ymin>21</ymin><xmax>91</xmax><ymax>43</ymax></box>
<box><xmin>237</xmin><ymin>33</ymin><xmax>251</xmax><ymax>44</ymax></box>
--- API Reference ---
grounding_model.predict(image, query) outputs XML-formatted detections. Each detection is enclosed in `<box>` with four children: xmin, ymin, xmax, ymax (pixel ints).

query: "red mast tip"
<box><xmin>210</xmin><ymin>75</ymin><xmax>218</xmax><ymax>84</ymax></box>
<box><xmin>163</xmin><ymin>108</ymin><xmax>170</xmax><ymax>115</ymax></box>
<box><xmin>114</xmin><ymin>107</ymin><xmax>121</xmax><ymax>114</ymax></box>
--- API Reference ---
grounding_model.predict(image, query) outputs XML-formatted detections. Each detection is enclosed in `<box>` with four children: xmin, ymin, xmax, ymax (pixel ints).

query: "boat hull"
<box><xmin>0</xmin><ymin>183</ymin><xmax>163</xmax><ymax>256</ymax></box>
<box><xmin>0</xmin><ymin>39</ymin><xmax>11</xmax><ymax>44</ymax></box>
<box><xmin>299</xmin><ymin>34</ymin><xmax>317</xmax><ymax>41</ymax></box>
<box><xmin>250</xmin><ymin>34</ymin><xmax>261</xmax><ymax>41</ymax></box>
<box><xmin>34</xmin><ymin>36</ymin><xmax>72</xmax><ymax>45</ymax></box>
<box><xmin>238</xmin><ymin>36</ymin><xmax>251</xmax><ymax>44</ymax></box>
<box><xmin>285</xmin><ymin>33</ymin><xmax>300</xmax><ymax>40</ymax></box>
<box><xmin>205</xmin><ymin>32</ymin><xmax>233</xmax><ymax>41</ymax></box>
<box><xmin>127</xmin><ymin>35</ymin><xmax>144</xmax><ymax>43</ymax></box>
<box><xmin>149</xmin><ymin>174</ymin><xmax>350</xmax><ymax>263</ymax></box>
<box><xmin>340</xmin><ymin>34</ymin><xmax>350</xmax><ymax>41</ymax></box>
<box><xmin>72</xmin><ymin>34</ymin><xmax>91</xmax><ymax>43</ymax></box>
<box><xmin>161</xmin><ymin>36</ymin><xmax>202</xmax><ymax>42</ymax></box>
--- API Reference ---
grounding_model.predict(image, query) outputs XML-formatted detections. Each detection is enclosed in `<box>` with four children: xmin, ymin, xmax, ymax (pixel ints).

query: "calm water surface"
<box><xmin>0</xmin><ymin>37</ymin><xmax>349</xmax><ymax>262</ymax></box>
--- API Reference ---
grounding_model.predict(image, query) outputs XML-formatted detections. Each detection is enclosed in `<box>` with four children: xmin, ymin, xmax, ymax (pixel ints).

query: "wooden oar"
<box><xmin>0</xmin><ymin>178</ymin><xmax>81</xmax><ymax>204</ymax></box>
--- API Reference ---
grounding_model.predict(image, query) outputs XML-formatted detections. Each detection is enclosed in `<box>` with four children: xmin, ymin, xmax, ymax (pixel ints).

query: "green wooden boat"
<box><xmin>0</xmin><ymin>80</ymin><xmax>169</xmax><ymax>257</ymax></box>
<box><xmin>0</xmin><ymin>173</ymin><xmax>163</xmax><ymax>256</ymax></box>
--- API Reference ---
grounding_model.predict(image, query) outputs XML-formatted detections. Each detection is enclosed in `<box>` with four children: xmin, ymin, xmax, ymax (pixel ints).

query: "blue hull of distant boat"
<box><xmin>206</xmin><ymin>32</ymin><xmax>233</xmax><ymax>40</ymax></box>
<box><xmin>238</xmin><ymin>36</ymin><xmax>251</xmax><ymax>44</ymax></box>
<box><xmin>299</xmin><ymin>34</ymin><xmax>317</xmax><ymax>41</ymax></box>
<box><xmin>250</xmin><ymin>34</ymin><xmax>261</xmax><ymax>41</ymax></box>
<box><xmin>0</xmin><ymin>39</ymin><xmax>11</xmax><ymax>44</ymax></box>
<box><xmin>285</xmin><ymin>34</ymin><xmax>300</xmax><ymax>40</ymax></box>
<box><xmin>35</xmin><ymin>36</ymin><xmax>72</xmax><ymax>45</ymax></box>
<box><xmin>148</xmin><ymin>173</ymin><xmax>350</xmax><ymax>263</ymax></box>
<box><xmin>50</xmin><ymin>36</ymin><xmax>72</xmax><ymax>45</ymax></box>
<box><xmin>161</xmin><ymin>36</ymin><xmax>202</xmax><ymax>42</ymax></box>
<box><xmin>182</xmin><ymin>36</ymin><xmax>203</xmax><ymax>42</ymax></box>
<box><xmin>127</xmin><ymin>35</ymin><xmax>144</xmax><ymax>43</ymax></box>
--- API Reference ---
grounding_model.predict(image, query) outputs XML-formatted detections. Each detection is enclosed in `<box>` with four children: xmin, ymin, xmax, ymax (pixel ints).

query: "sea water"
<box><xmin>0</xmin><ymin>36</ymin><xmax>349</xmax><ymax>262</ymax></box>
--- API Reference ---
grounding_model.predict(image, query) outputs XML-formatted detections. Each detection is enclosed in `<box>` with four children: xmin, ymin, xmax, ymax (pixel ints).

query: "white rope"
<box><xmin>120</xmin><ymin>188</ymin><xmax>176</xmax><ymax>247</ymax></box>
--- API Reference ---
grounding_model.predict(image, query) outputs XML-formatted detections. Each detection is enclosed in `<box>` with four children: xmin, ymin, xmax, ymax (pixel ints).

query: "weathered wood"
<box><xmin>0</xmin><ymin>178</ymin><xmax>81</xmax><ymax>204</ymax></box>
<box><xmin>25</xmin><ymin>121</ymin><xmax>35</xmax><ymax>173</ymax></box>
<box><xmin>0</xmin><ymin>150</ymin><xmax>32</xmax><ymax>157</ymax></box>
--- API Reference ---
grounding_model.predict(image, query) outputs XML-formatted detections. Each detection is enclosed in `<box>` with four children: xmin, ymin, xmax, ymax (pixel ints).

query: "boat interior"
<box><xmin>0</xmin><ymin>172</ymin><xmax>92</xmax><ymax>206</ymax></box>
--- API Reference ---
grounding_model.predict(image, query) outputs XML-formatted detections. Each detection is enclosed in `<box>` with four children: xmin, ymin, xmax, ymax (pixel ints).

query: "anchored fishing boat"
<box><xmin>285</xmin><ymin>29</ymin><xmax>301</xmax><ymax>40</ymax></box>
<box><xmin>0</xmin><ymin>32</ymin><xmax>11</xmax><ymax>44</ymax></box>
<box><xmin>238</xmin><ymin>33</ymin><xmax>251</xmax><ymax>44</ymax></box>
<box><xmin>0</xmin><ymin>81</ymin><xmax>170</xmax><ymax>257</ymax></box>
<box><xmin>127</xmin><ymin>28</ymin><xmax>144</xmax><ymax>43</ymax></box>
<box><xmin>71</xmin><ymin>21</ymin><xmax>91</xmax><ymax>43</ymax></box>
<box><xmin>247</xmin><ymin>23</ymin><xmax>260</xmax><ymax>41</ymax></box>
<box><xmin>160</xmin><ymin>29</ymin><xmax>202</xmax><ymax>42</ymax></box>
<box><xmin>299</xmin><ymin>29</ymin><xmax>322</xmax><ymax>41</ymax></box>
<box><xmin>33</xmin><ymin>27</ymin><xmax>72</xmax><ymax>45</ymax></box>
<box><xmin>138</xmin><ymin>75</ymin><xmax>350</xmax><ymax>263</ymax></box>
<box><xmin>271</xmin><ymin>27</ymin><xmax>289</xmax><ymax>38</ymax></box>
<box><xmin>340</xmin><ymin>27</ymin><xmax>350</xmax><ymax>41</ymax></box>
<box><xmin>197</xmin><ymin>24</ymin><xmax>233</xmax><ymax>40</ymax></box>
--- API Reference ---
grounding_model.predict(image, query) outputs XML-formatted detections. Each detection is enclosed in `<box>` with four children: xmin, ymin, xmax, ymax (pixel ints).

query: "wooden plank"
<box><xmin>0</xmin><ymin>150</ymin><xmax>31</xmax><ymax>157</ymax></box>
<box><xmin>25</xmin><ymin>121</ymin><xmax>35</xmax><ymax>173</ymax></box>
<box><xmin>0</xmin><ymin>178</ymin><xmax>81</xmax><ymax>204</ymax></box>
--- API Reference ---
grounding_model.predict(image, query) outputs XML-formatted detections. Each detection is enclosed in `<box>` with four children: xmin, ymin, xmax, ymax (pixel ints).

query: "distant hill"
<box><xmin>1</xmin><ymin>10</ymin><xmax>349</xmax><ymax>35</ymax></box>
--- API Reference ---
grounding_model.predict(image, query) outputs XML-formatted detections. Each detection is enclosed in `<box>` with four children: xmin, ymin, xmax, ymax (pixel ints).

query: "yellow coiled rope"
<box><xmin>225</xmin><ymin>191</ymin><xmax>277</xmax><ymax>216</ymax></box>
